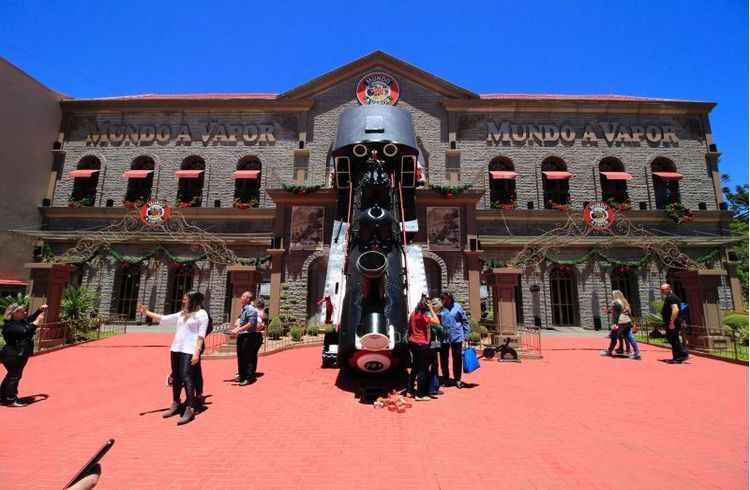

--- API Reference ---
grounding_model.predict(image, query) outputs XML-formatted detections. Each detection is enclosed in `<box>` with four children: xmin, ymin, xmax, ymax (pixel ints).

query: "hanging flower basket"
<box><xmin>664</xmin><ymin>202</ymin><xmax>693</xmax><ymax>224</ymax></box>
<box><xmin>233</xmin><ymin>198</ymin><xmax>259</xmax><ymax>209</ymax></box>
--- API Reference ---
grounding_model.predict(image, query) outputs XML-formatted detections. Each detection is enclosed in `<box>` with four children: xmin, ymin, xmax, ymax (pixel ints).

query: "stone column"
<box><xmin>674</xmin><ymin>269</ymin><xmax>726</xmax><ymax>349</ymax></box>
<box><xmin>464</xmin><ymin>252</ymin><xmax>482</xmax><ymax>320</ymax></box>
<box><xmin>268</xmin><ymin>249</ymin><xmax>285</xmax><ymax>319</ymax></box>
<box><xmin>484</xmin><ymin>268</ymin><xmax>522</xmax><ymax>336</ymax></box>
<box><xmin>25</xmin><ymin>262</ymin><xmax>72</xmax><ymax>349</ymax></box>
<box><xmin>226</xmin><ymin>265</ymin><xmax>257</xmax><ymax>325</ymax></box>
<box><xmin>723</xmin><ymin>261</ymin><xmax>745</xmax><ymax>312</ymax></box>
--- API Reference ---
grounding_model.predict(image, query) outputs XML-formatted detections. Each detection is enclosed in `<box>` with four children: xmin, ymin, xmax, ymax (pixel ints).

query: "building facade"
<box><xmin>18</xmin><ymin>51</ymin><xmax>744</xmax><ymax>334</ymax></box>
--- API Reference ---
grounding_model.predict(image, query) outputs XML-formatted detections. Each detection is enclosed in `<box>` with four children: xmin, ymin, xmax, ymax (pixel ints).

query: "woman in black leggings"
<box><xmin>139</xmin><ymin>291</ymin><xmax>208</xmax><ymax>425</ymax></box>
<box><xmin>1</xmin><ymin>303</ymin><xmax>47</xmax><ymax>407</ymax></box>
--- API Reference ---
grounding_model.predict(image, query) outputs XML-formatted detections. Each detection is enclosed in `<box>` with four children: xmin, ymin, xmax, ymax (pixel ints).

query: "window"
<box><xmin>167</xmin><ymin>265</ymin><xmax>194</xmax><ymax>313</ymax></box>
<box><xmin>599</xmin><ymin>157</ymin><xmax>630</xmax><ymax>205</ymax></box>
<box><xmin>541</xmin><ymin>157</ymin><xmax>571</xmax><ymax>209</ymax></box>
<box><xmin>233</xmin><ymin>156</ymin><xmax>262</xmax><ymax>208</ymax></box>
<box><xmin>488</xmin><ymin>157</ymin><xmax>517</xmax><ymax>208</ymax></box>
<box><xmin>651</xmin><ymin>158</ymin><xmax>681</xmax><ymax>209</ymax></box>
<box><xmin>176</xmin><ymin>156</ymin><xmax>205</xmax><ymax>207</ymax></box>
<box><xmin>610</xmin><ymin>269</ymin><xmax>641</xmax><ymax>317</ymax></box>
<box><xmin>69</xmin><ymin>156</ymin><xmax>101</xmax><ymax>207</ymax></box>
<box><xmin>549</xmin><ymin>266</ymin><xmax>579</xmax><ymax>326</ymax></box>
<box><xmin>124</xmin><ymin>156</ymin><xmax>155</xmax><ymax>207</ymax></box>
<box><xmin>112</xmin><ymin>265</ymin><xmax>141</xmax><ymax>320</ymax></box>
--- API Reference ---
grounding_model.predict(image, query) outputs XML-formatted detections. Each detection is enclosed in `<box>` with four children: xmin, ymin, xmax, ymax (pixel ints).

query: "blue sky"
<box><xmin>2</xmin><ymin>0</ymin><xmax>747</xmax><ymax>186</ymax></box>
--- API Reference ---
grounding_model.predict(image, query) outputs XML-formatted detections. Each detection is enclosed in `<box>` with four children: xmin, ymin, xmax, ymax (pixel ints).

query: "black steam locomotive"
<box><xmin>321</xmin><ymin>104</ymin><xmax>424</xmax><ymax>374</ymax></box>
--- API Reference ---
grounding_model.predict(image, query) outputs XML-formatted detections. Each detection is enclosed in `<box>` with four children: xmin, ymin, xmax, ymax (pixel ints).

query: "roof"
<box><xmin>54</xmin><ymin>51</ymin><xmax>716</xmax><ymax>113</ymax></box>
<box><xmin>0</xmin><ymin>56</ymin><xmax>70</xmax><ymax>100</ymax></box>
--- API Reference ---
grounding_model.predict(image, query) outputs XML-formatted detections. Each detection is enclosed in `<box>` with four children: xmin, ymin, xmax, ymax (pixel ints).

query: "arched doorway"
<box><xmin>307</xmin><ymin>257</ymin><xmax>328</xmax><ymax>321</ymax></box>
<box><xmin>549</xmin><ymin>266</ymin><xmax>579</xmax><ymax>326</ymax></box>
<box><xmin>423</xmin><ymin>258</ymin><xmax>442</xmax><ymax>299</ymax></box>
<box><xmin>610</xmin><ymin>268</ymin><xmax>641</xmax><ymax>317</ymax></box>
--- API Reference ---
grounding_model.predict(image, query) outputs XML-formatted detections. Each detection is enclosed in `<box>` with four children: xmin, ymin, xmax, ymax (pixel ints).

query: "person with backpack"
<box><xmin>660</xmin><ymin>283</ymin><xmax>689</xmax><ymax>363</ymax></box>
<box><xmin>230</xmin><ymin>292</ymin><xmax>259</xmax><ymax>385</ymax></box>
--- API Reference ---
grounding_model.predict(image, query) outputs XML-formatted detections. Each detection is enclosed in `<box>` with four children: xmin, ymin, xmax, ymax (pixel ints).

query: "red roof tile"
<box><xmin>478</xmin><ymin>93</ymin><xmax>698</xmax><ymax>103</ymax></box>
<box><xmin>75</xmin><ymin>92</ymin><xmax>278</xmax><ymax>101</ymax></box>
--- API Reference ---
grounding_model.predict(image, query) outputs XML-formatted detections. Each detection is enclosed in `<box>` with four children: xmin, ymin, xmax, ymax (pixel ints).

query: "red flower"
<box><xmin>446</xmin><ymin>192</ymin><xmax>454</xmax><ymax>199</ymax></box>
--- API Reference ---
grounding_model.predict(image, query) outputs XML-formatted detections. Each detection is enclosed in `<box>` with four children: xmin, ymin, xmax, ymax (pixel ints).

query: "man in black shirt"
<box><xmin>660</xmin><ymin>283</ymin><xmax>689</xmax><ymax>363</ymax></box>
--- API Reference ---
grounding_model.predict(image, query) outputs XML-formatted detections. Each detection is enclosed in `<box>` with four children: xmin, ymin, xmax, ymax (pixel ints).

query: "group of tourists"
<box><xmin>601</xmin><ymin>283</ymin><xmax>690</xmax><ymax>363</ymax></box>
<box><xmin>407</xmin><ymin>291</ymin><xmax>470</xmax><ymax>401</ymax></box>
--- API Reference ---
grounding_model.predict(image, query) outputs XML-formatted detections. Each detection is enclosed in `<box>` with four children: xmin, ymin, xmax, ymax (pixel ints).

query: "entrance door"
<box><xmin>549</xmin><ymin>267</ymin><xmax>579</xmax><ymax>326</ymax></box>
<box><xmin>423</xmin><ymin>258</ymin><xmax>442</xmax><ymax>299</ymax></box>
<box><xmin>307</xmin><ymin>257</ymin><xmax>328</xmax><ymax>321</ymax></box>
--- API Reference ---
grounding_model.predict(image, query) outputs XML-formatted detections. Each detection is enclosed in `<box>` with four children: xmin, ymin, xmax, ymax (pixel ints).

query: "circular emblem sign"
<box><xmin>583</xmin><ymin>202</ymin><xmax>615</xmax><ymax>231</ymax></box>
<box><xmin>356</xmin><ymin>72</ymin><xmax>400</xmax><ymax>105</ymax></box>
<box><xmin>140</xmin><ymin>201</ymin><xmax>171</xmax><ymax>226</ymax></box>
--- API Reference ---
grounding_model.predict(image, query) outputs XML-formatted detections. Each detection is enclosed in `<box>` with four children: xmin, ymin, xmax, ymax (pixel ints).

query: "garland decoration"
<box><xmin>428</xmin><ymin>183</ymin><xmax>472</xmax><ymax>198</ymax></box>
<box><xmin>281</xmin><ymin>183</ymin><xmax>322</xmax><ymax>195</ymax></box>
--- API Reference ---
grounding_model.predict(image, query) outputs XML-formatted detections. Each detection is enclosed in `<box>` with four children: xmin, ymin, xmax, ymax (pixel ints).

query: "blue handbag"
<box><xmin>462</xmin><ymin>347</ymin><xmax>480</xmax><ymax>373</ymax></box>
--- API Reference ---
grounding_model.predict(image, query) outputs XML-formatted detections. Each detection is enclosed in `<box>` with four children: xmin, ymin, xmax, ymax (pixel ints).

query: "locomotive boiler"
<box><xmin>319</xmin><ymin>104</ymin><xmax>429</xmax><ymax>374</ymax></box>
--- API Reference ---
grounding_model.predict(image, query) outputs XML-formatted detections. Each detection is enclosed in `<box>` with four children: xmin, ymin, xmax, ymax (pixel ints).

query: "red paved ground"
<box><xmin>1</xmin><ymin>334</ymin><xmax>747</xmax><ymax>489</ymax></box>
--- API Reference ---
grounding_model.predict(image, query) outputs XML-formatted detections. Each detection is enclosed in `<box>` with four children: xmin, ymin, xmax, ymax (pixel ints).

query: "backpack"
<box><xmin>678</xmin><ymin>303</ymin><xmax>689</xmax><ymax>325</ymax></box>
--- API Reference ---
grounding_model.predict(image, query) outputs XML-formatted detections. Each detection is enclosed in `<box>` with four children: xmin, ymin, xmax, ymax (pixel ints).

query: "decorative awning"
<box><xmin>600</xmin><ymin>171</ymin><xmax>633</xmax><ymax>181</ymax></box>
<box><xmin>490</xmin><ymin>171</ymin><xmax>519</xmax><ymax>180</ymax></box>
<box><xmin>0</xmin><ymin>279</ymin><xmax>27</xmax><ymax>286</ymax></box>
<box><xmin>122</xmin><ymin>170</ymin><xmax>154</xmax><ymax>179</ymax></box>
<box><xmin>233</xmin><ymin>170</ymin><xmax>261</xmax><ymax>179</ymax></box>
<box><xmin>653</xmin><ymin>171</ymin><xmax>683</xmax><ymax>181</ymax></box>
<box><xmin>175</xmin><ymin>170</ymin><xmax>204</xmax><ymax>179</ymax></box>
<box><xmin>542</xmin><ymin>171</ymin><xmax>573</xmax><ymax>180</ymax></box>
<box><xmin>69</xmin><ymin>169</ymin><xmax>100</xmax><ymax>178</ymax></box>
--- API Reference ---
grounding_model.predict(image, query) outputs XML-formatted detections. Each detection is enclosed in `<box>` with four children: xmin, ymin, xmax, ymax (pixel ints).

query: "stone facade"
<box><xmin>35</xmin><ymin>52</ymin><xmax>739</xmax><ymax>329</ymax></box>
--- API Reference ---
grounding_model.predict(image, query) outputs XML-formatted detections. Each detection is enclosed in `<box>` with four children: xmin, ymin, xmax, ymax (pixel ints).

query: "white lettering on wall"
<box><xmin>86</xmin><ymin>122</ymin><xmax>277</xmax><ymax>147</ymax></box>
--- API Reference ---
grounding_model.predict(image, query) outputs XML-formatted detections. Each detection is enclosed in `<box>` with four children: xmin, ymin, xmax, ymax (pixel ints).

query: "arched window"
<box><xmin>541</xmin><ymin>157</ymin><xmax>571</xmax><ymax>209</ymax></box>
<box><xmin>233</xmin><ymin>156</ymin><xmax>262</xmax><ymax>208</ymax></box>
<box><xmin>69</xmin><ymin>156</ymin><xmax>101</xmax><ymax>207</ymax></box>
<box><xmin>167</xmin><ymin>265</ymin><xmax>194</xmax><ymax>313</ymax></box>
<box><xmin>651</xmin><ymin>158</ymin><xmax>682</xmax><ymax>209</ymax></box>
<box><xmin>123</xmin><ymin>156</ymin><xmax>155</xmax><ymax>207</ymax></box>
<box><xmin>549</xmin><ymin>266</ymin><xmax>579</xmax><ymax>326</ymax></box>
<box><xmin>488</xmin><ymin>157</ymin><xmax>517</xmax><ymax>208</ymax></box>
<box><xmin>112</xmin><ymin>264</ymin><xmax>141</xmax><ymax>320</ymax></box>
<box><xmin>176</xmin><ymin>156</ymin><xmax>205</xmax><ymax>208</ymax></box>
<box><xmin>599</xmin><ymin>157</ymin><xmax>630</xmax><ymax>205</ymax></box>
<box><xmin>610</xmin><ymin>268</ymin><xmax>641</xmax><ymax>317</ymax></box>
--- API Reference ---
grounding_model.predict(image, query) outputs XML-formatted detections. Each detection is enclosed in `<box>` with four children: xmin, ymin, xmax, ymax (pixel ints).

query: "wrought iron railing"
<box><xmin>634</xmin><ymin>322</ymin><xmax>748</xmax><ymax>363</ymax></box>
<box><xmin>32</xmin><ymin>319</ymin><xmax>128</xmax><ymax>354</ymax></box>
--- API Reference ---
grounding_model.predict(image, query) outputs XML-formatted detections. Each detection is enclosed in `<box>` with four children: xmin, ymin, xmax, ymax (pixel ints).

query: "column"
<box><xmin>723</xmin><ymin>261</ymin><xmax>745</xmax><ymax>313</ymax></box>
<box><xmin>464</xmin><ymin>252</ymin><xmax>482</xmax><ymax>320</ymax></box>
<box><xmin>268</xmin><ymin>249</ymin><xmax>285</xmax><ymax>319</ymax></box>
<box><xmin>484</xmin><ymin>267</ymin><xmax>522</xmax><ymax>336</ymax></box>
<box><xmin>25</xmin><ymin>262</ymin><xmax>72</xmax><ymax>349</ymax></box>
<box><xmin>227</xmin><ymin>265</ymin><xmax>257</xmax><ymax>324</ymax></box>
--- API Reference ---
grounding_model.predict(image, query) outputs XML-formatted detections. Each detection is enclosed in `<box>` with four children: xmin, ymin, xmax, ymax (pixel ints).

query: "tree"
<box><xmin>722</xmin><ymin>174</ymin><xmax>749</xmax><ymax>298</ymax></box>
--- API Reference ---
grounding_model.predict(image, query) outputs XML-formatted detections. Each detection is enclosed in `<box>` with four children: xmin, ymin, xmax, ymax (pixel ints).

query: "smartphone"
<box><xmin>63</xmin><ymin>438</ymin><xmax>115</xmax><ymax>489</ymax></box>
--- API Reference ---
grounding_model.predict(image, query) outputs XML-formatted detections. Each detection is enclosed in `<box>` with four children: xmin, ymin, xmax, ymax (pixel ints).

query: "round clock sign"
<box><xmin>583</xmin><ymin>202</ymin><xmax>615</xmax><ymax>231</ymax></box>
<box><xmin>140</xmin><ymin>201</ymin><xmax>171</xmax><ymax>226</ymax></box>
<box><xmin>356</xmin><ymin>72</ymin><xmax>400</xmax><ymax>105</ymax></box>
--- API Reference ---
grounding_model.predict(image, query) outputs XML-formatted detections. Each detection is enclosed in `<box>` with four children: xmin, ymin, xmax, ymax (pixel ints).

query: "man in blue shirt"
<box><xmin>231</xmin><ymin>291</ymin><xmax>258</xmax><ymax>385</ymax></box>
<box><xmin>438</xmin><ymin>291</ymin><xmax>470</xmax><ymax>388</ymax></box>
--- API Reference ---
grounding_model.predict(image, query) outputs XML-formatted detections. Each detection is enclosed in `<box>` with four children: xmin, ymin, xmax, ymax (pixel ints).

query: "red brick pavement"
<box><xmin>0</xmin><ymin>334</ymin><xmax>747</xmax><ymax>489</ymax></box>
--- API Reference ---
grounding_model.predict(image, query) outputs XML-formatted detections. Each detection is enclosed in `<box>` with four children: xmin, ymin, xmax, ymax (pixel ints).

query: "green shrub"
<box><xmin>267</xmin><ymin>317</ymin><xmax>283</xmax><ymax>340</ymax></box>
<box><xmin>306</xmin><ymin>319</ymin><xmax>320</xmax><ymax>336</ymax></box>
<box><xmin>323</xmin><ymin>324</ymin><xmax>336</xmax><ymax>334</ymax></box>
<box><xmin>290</xmin><ymin>326</ymin><xmax>304</xmax><ymax>341</ymax></box>
<box><xmin>468</xmin><ymin>331</ymin><xmax>482</xmax><ymax>344</ymax></box>
<box><xmin>723</xmin><ymin>314</ymin><xmax>749</xmax><ymax>344</ymax></box>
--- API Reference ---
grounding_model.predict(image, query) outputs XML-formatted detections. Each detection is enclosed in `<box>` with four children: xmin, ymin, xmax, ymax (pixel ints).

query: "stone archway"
<box><xmin>301</xmin><ymin>248</ymin><xmax>329</xmax><ymax>321</ymax></box>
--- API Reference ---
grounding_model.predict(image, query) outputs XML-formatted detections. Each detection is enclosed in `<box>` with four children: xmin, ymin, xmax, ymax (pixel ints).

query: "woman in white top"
<box><xmin>138</xmin><ymin>291</ymin><xmax>208</xmax><ymax>425</ymax></box>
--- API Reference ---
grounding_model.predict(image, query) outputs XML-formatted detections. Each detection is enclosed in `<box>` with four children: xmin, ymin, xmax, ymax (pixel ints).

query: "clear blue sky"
<box><xmin>2</xmin><ymin>0</ymin><xmax>747</xmax><ymax>186</ymax></box>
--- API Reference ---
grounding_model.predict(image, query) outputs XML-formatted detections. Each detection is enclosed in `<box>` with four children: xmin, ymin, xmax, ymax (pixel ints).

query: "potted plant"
<box><xmin>232</xmin><ymin>197</ymin><xmax>259</xmax><ymax>209</ymax></box>
<box><xmin>68</xmin><ymin>195</ymin><xmax>95</xmax><ymax>208</ymax></box>
<box><xmin>664</xmin><ymin>202</ymin><xmax>693</xmax><ymax>224</ymax></box>
<box><xmin>428</xmin><ymin>183</ymin><xmax>472</xmax><ymax>198</ymax></box>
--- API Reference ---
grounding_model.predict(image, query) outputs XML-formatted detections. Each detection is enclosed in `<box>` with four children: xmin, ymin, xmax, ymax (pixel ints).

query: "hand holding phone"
<box><xmin>64</xmin><ymin>439</ymin><xmax>115</xmax><ymax>489</ymax></box>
